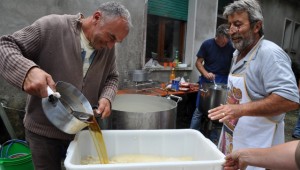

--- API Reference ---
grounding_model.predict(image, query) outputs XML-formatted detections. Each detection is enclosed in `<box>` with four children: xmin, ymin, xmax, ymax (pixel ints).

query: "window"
<box><xmin>217</xmin><ymin>0</ymin><xmax>234</xmax><ymax>26</ymax></box>
<box><xmin>281</xmin><ymin>19</ymin><xmax>299</xmax><ymax>62</ymax></box>
<box><xmin>146</xmin><ymin>15</ymin><xmax>186</xmax><ymax>63</ymax></box>
<box><xmin>145</xmin><ymin>0</ymin><xmax>188</xmax><ymax>65</ymax></box>
<box><xmin>217</xmin><ymin>0</ymin><xmax>234</xmax><ymax>16</ymax></box>
<box><xmin>291</xmin><ymin>22</ymin><xmax>300</xmax><ymax>54</ymax></box>
<box><xmin>282</xmin><ymin>18</ymin><xmax>293</xmax><ymax>52</ymax></box>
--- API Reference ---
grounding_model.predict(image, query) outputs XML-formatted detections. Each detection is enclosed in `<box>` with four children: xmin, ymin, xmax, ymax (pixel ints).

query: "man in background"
<box><xmin>190</xmin><ymin>24</ymin><xmax>235</xmax><ymax>144</ymax></box>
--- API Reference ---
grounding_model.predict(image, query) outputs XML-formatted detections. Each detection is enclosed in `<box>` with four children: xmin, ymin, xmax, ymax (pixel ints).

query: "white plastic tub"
<box><xmin>64</xmin><ymin>129</ymin><xmax>225</xmax><ymax>170</ymax></box>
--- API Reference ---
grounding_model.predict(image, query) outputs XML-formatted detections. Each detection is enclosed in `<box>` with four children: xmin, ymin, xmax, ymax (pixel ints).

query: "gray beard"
<box><xmin>233</xmin><ymin>31</ymin><xmax>255</xmax><ymax>52</ymax></box>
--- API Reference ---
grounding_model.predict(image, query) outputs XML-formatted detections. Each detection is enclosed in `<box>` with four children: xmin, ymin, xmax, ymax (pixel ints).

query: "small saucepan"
<box><xmin>42</xmin><ymin>81</ymin><xmax>94</xmax><ymax>134</ymax></box>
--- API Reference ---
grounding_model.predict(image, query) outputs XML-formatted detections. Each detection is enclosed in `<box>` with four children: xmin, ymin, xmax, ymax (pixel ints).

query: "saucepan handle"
<box><xmin>47</xmin><ymin>86</ymin><xmax>54</xmax><ymax>96</ymax></box>
<box><xmin>199</xmin><ymin>82</ymin><xmax>208</xmax><ymax>93</ymax></box>
<box><xmin>92</xmin><ymin>105</ymin><xmax>102</xmax><ymax>118</ymax></box>
<box><xmin>47</xmin><ymin>86</ymin><xmax>61</xmax><ymax>97</ymax></box>
<box><xmin>46</xmin><ymin>86</ymin><xmax>61</xmax><ymax>105</ymax></box>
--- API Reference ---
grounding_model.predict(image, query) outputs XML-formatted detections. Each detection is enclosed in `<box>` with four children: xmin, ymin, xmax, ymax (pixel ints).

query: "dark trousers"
<box><xmin>191</xmin><ymin>75</ymin><xmax>228</xmax><ymax>144</ymax></box>
<box><xmin>25</xmin><ymin>129</ymin><xmax>71</xmax><ymax>170</ymax></box>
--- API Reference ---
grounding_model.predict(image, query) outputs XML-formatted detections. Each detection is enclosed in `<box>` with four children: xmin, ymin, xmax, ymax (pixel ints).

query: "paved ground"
<box><xmin>177</xmin><ymin>105</ymin><xmax>300</xmax><ymax>142</ymax></box>
<box><xmin>285</xmin><ymin>109</ymin><xmax>299</xmax><ymax>142</ymax></box>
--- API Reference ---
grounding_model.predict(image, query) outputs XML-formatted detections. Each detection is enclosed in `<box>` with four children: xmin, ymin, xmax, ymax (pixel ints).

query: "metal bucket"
<box><xmin>128</xmin><ymin>70</ymin><xmax>149</xmax><ymax>82</ymax></box>
<box><xmin>111</xmin><ymin>94</ymin><xmax>177</xmax><ymax>129</ymax></box>
<box><xmin>199</xmin><ymin>83</ymin><xmax>228</xmax><ymax>114</ymax></box>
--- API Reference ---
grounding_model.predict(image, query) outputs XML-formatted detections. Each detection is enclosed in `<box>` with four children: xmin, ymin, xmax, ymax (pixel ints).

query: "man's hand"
<box><xmin>196</xmin><ymin>57</ymin><xmax>215</xmax><ymax>81</ymax></box>
<box><xmin>23</xmin><ymin>67</ymin><xmax>56</xmax><ymax>98</ymax></box>
<box><xmin>208</xmin><ymin>104</ymin><xmax>241</xmax><ymax>122</ymax></box>
<box><xmin>94</xmin><ymin>98</ymin><xmax>111</xmax><ymax>119</ymax></box>
<box><xmin>223</xmin><ymin>150</ymin><xmax>248</xmax><ymax>170</ymax></box>
<box><xmin>204</xmin><ymin>72</ymin><xmax>215</xmax><ymax>81</ymax></box>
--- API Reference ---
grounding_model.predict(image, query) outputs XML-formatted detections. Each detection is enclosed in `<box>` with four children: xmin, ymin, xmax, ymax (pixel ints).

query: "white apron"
<box><xmin>218</xmin><ymin>73</ymin><xmax>250</xmax><ymax>155</ymax></box>
<box><xmin>218</xmin><ymin>43</ymin><xmax>285</xmax><ymax>170</ymax></box>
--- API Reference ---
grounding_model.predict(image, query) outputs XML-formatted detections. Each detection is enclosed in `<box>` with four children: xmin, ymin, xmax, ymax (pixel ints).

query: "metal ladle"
<box><xmin>213</xmin><ymin>79</ymin><xmax>218</xmax><ymax>89</ymax></box>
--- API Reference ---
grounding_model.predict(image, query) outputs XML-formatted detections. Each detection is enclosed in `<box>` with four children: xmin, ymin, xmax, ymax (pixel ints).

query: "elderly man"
<box><xmin>208</xmin><ymin>0</ymin><xmax>299</xmax><ymax>170</ymax></box>
<box><xmin>0</xmin><ymin>2</ymin><xmax>132</xmax><ymax>169</ymax></box>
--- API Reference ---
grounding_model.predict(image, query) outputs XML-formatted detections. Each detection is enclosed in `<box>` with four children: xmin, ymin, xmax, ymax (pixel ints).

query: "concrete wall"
<box><xmin>0</xmin><ymin>0</ymin><xmax>146</xmax><ymax>88</ymax></box>
<box><xmin>0</xmin><ymin>0</ymin><xmax>147</xmax><ymax>141</ymax></box>
<box><xmin>262</xmin><ymin>0</ymin><xmax>300</xmax><ymax>44</ymax></box>
<box><xmin>261</xmin><ymin>0</ymin><xmax>300</xmax><ymax>63</ymax></box>
<box><xmin>189</xmin><ymin>0</ymin><xmax>218</xmax><ymax>82</ymax></box>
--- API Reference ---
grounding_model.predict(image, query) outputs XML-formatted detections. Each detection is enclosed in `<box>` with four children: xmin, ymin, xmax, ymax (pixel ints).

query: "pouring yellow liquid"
<box><xmin>83</xmin><ymin>117</ymin><xmax>193</xmax><ymax>165</ymax></box>
<box><xmin>88</xmin><ymin>116</ymin><xmax>109</xmax><ymax>164</ymax></box>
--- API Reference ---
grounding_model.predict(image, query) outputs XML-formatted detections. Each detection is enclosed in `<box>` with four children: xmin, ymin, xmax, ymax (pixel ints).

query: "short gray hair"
<box><xmin>223</xmin><ymin>0</ymin><xmax>264</xmax><ymax>36</ymax></box>
<box><xmin>216</xmin><ymin>24</ymin><xmax>230</xmax><ymax>39</ymax></box>
<box><xmin>98</xmin><ymin>1</ymin><xmax>132</xmax><ymax>28</ymax></box>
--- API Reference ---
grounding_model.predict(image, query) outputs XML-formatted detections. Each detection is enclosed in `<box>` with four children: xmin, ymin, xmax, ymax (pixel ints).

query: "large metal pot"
<box><xmin>128</xmin><ymin>70</ymin><xmax>149</xmax><ymax>82</ymax></box>
<box><xmin>199</xmin><ymin>83</ymin><xmax>228</xmax><ymax>114</ymax></box>
<box><xmin>42</xmin><ymin>81</ymin><xmax>93</xmax><ymax>134</ymax></box>
<box><xmin>111</xmin><ymin>94</ymin><xmax>178</xmax><ymax>129</ymax></box>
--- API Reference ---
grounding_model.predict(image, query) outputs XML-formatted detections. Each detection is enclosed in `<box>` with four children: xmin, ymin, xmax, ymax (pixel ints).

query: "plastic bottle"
<box><xmin>169</xmin><ymin>68</ymin><xmax>176</xmax><ymax>81</ymax></box>
<box><xmin>174</xmin><ymin>50</ymin><xmax>179</xmax><ymax>67</ymax></box>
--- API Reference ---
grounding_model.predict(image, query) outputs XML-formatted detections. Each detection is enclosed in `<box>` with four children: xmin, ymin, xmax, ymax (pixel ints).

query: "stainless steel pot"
<box><xmin>42</xmin><ymin>81</ymin><xmax>93</xmax><ymax>134</ymax></box>
<box><xmin>199</xmin><ymin>83</ymin><xmax>228</xmax><ymax>114</ymax></box>
<box><xmin>129</xmin><ymin>70</ymin><xmax>149</xmax><ymax>82</ymax></box>
<box><xmin>111</xmin><ymin>94</ymin><xmax>178</xmax><ymax>129</ymax></box>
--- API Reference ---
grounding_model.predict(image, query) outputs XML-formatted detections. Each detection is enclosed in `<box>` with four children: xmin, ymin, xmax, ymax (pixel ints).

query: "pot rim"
<box><xmin>112</xmin><ymin>94</ymin><xmax>177</xmax><ymax>113</ymax></box>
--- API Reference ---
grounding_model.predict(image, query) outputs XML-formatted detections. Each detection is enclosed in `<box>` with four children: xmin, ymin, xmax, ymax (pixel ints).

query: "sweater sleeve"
<box><xmin>0</xmin><ymin>21</ymin><xmax>42</xmax><ymax>89</ymax></box>
<box><xmin>100</xmin><ymin>53</ymin><xmax>119</xmax><ymax>103</ymax></box>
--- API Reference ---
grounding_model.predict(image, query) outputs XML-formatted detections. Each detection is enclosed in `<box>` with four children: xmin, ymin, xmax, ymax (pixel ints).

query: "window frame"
<box><xmin>154</xmin><ymin>17</ymin><xmax>186</xmax><ymax>63</ymax></box>
<box><xmin>143</xmin><ymin>0</ymin><xmax>198</xmax><ymax>70</ymax></box>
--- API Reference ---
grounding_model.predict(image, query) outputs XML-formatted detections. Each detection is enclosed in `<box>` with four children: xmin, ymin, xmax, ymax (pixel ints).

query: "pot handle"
<box><xmin>46</xmin><ymin>86</ymin><xmax>61</xmax><ymax>105</ymax></box>
<box><xmin>47</xmin><ymin>86</ymin><xmax>61</xmax><ymax>98</ymax></box>
<box><xmin>199</xmin><ymin>88</ymin><xmax>208</xmax><ymax>93</ymax></box>
<box><xmin>166</xmin><ymin>94</ymin><xmax>182</xmax><ymax>103</ymax></box>
<box><xmin>199</xmin><ymin>84</ymin><xmax>208</xmax><ymax>93</ymax></box>
<box><xmin>92</xmin><ymin>105</ymin><xmax>102</xmax><ymax>118</ymax></box>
